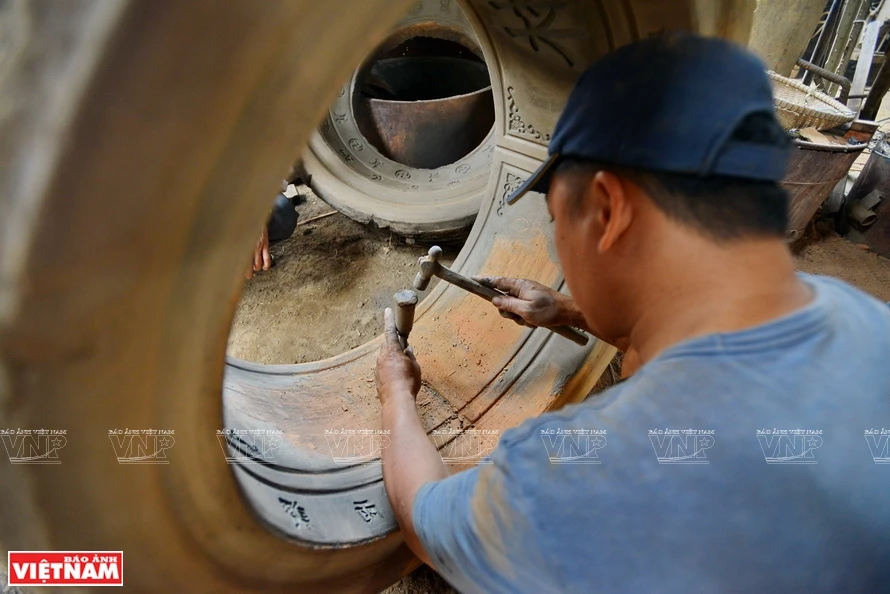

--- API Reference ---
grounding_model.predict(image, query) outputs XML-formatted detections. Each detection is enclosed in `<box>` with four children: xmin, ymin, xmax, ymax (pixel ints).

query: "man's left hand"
<box><xmin>375</xmin><ymin>308</ymin><xmax>422</xmax><ymax>403</ymax></box>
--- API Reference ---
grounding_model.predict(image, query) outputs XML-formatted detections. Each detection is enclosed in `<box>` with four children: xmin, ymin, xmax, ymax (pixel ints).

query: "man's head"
<box><xmin>506</xmin><ymin>32</ymin><xmax>791</xmax><ymax>344</ymax></box>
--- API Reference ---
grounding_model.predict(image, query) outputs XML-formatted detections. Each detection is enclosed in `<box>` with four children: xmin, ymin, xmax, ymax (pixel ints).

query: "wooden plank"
<box><xmin>849</xmin><ymin>1</ymin><xmax>890</xmax><ymax>112</ymax></box>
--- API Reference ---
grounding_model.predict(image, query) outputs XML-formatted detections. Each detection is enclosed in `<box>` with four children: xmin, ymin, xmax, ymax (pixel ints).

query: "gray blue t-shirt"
<box><xmin>413</xmin><ymin>274</ymin><xmax>890</xmax><ymax>593</ymax></box>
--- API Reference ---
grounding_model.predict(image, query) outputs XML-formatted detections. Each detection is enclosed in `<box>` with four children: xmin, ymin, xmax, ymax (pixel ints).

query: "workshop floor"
<box><xmin>227</xmin><ymin>192</ymin><xmax>458</xmax><ymax>365</ymax></box>
<box><xmin>227</xmin><ymin>194</ymin><xmax>889</xmax><ymax>594</ymax></box>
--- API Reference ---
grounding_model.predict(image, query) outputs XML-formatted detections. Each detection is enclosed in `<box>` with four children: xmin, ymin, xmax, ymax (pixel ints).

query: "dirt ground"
<box><xmin>227</xmin><ymin>195</ymin><xmax>889</xmax><ymax>594</ymax></box>
<box><xmin>793</xmin><ymin>233</ymin><xmax>890</xmax><ymax>301</ymax></box>
<box><xmin>227</xmin><ymin>192</ymin><xmax>457</xmax><ymax>364</ymax></box>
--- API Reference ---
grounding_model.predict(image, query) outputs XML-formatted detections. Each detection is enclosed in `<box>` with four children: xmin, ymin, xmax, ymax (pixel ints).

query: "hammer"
<box><xmin>413</xmin><ymin>246</ymin><xmax>589</xmax><ymax>346</ymax></box>
<box><xmin>393</xmin><ymin>289</ymin><xmax>418</xmax><ymax>350</ymax></box>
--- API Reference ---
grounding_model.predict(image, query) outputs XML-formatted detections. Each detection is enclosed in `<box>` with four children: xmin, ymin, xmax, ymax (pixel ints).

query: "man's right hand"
<box><xmin>474</xmin><ymin>276</ymin><xmax>642</xmax><ymax>377</ymax></box>
<box><xmin>473</xmin><ymin>276</ymin><xmax>588</xmax><ymax>331</ymax></box>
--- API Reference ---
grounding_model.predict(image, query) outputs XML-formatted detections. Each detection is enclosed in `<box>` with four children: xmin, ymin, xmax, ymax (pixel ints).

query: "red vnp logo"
<box><xmin>7</xmin><ymin>552</ymin><xmax>123</xmax><ymax>586</ymax></box>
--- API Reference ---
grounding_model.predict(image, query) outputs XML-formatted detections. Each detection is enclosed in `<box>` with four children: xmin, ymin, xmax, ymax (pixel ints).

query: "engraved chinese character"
<box><xmin>279</xmin><ymin>497</ymin><xmax>311</xmax><ymax>528</ymax></box>
<box><xmin>353</xmin><ymin>500</ymin><xmax>380</xmax><ymax>523</ymax></box>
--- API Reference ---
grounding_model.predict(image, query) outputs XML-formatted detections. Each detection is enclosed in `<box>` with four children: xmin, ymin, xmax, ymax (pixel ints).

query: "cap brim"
<box><xmin>505</xmin><ymin>153</ymin><xmax>561</xmax><ymax>205</ymax></box>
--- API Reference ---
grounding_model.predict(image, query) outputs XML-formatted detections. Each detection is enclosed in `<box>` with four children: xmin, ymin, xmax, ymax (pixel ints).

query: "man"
<box><xmin>375</xmin><ymin>32</ymin><xmax>890</xmax><ymax>593</ymax></box>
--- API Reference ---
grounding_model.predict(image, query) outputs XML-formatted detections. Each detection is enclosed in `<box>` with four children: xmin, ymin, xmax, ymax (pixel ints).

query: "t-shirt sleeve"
<box><xmin>413</xmin><ymin>468</ymin><xmax>492</xmax><ymax>592</ymax></box>
<box><xmin>412</xmin><ymin>458</ymin><xmax>547</xmax><ymax>594</ymax></box>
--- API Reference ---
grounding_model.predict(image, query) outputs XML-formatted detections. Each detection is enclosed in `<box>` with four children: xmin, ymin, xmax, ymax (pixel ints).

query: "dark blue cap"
<box><xmin>506</xmin><ymin>31</ymin><xmax>789</xmax><ymax>205</ymax></box>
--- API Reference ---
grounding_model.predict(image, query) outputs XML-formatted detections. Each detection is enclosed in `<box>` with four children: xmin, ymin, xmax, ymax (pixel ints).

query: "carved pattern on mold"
<box><xmin>497</xmin><ymin>172</ymin><xmax>524</xmax><ymax>216</ymax></box>
<box><xmin>488</xmin><ymin>0</ymin><xmax>584</xmax><ymax>68</ymax></box>
<box><xmin>506</xmin><ymin>86</ymin><xmax>551</xmax><ymax>142</ymax></box>
<box><xmin>354</xmin><ymin>500</ymin><xmax>380</xmax><ymax>523</ymax></box>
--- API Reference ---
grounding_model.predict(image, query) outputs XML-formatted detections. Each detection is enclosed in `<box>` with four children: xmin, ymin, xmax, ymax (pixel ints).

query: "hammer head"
<box><xmin>394</xmin><ymin>289</ymin><xmax>418</xmax><ymax>308</ymax></box>
<box><xmin>413</xmin><ymin>271</ymin><xmax>430</xmax><ymax>291</ymax></box>
<box><xmin>412</xmin><ymin>246</ymin><xmax>443</xmax><ymax>291</ymax></box>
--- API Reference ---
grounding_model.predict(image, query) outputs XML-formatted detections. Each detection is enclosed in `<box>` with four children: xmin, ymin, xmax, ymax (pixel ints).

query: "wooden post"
<box><xmin>849</xmin><ymin>1</ymin><xmax>890</xmax><ymax>113</ymax></box>
<box><xmin>821</xmin><ymin>0</ymin><xmax>865</xmax><ymax>95</ymax></box>
<box><xmin>861</xmin><ymin>56</ymin><xmax>890</xmax><ymax>120</ymax></box>
<box><xmin>825</xmin><ymin>0</ymin><xmax>869</xmax><ymax>96</ymax></box>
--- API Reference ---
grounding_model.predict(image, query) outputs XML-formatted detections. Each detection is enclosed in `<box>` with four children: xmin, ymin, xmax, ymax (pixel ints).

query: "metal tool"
<box><xmin>393</xmin><ymin>289</ymin><xmax>418</xmax><ymax>350</ymax></box>
<box><xmin>412</xmin><ymin>246</ymin><xmax>589</xmax><ymax>346</ymax></box>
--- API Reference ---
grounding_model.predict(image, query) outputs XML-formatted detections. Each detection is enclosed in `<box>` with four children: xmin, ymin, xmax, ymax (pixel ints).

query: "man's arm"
<box><xmin>375</xmin><ymin>308</ymin><xmax>449</xmax><ymax>566</ymax></box>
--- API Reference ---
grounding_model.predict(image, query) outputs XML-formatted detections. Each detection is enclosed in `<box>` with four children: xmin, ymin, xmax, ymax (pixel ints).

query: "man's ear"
<box><xmin>590</xmin><ymin>170</ymin><xmax>633</xmax><ymax>253</ymax></box>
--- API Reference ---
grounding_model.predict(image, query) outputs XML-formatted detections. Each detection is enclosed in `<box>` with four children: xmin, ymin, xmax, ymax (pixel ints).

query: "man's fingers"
<box><xmin>498</xmin><ymin>309</ymin><xmax>526</xmax><ymax>325</ymax></box>
<box><xmin>477</xmin><ymin>276</ymin><xmax>530</xmax><ymax>324</ymax></box>
<box><xmin>383</xmin><ymin>308</ymin><xmax>402</xmax><ymax>351</ymax></box>
<box><xmin>476</xmin><ymin>276</ymin><xmax>524</xmax><ymax>296</ymax></box>
<box><xmin>491</xmin><ymin>294</ymin><xmax>527</xmax><ymax>317</ymax></box>
<box><xmin>262</xmin><ymin>247</ymin><xmax>272</xmax><ymax>270</ymax></box>
<box><xmin>492</xmin><ymin>296</ymin><xmax>534</xmax><ymax>326</ymax></box>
